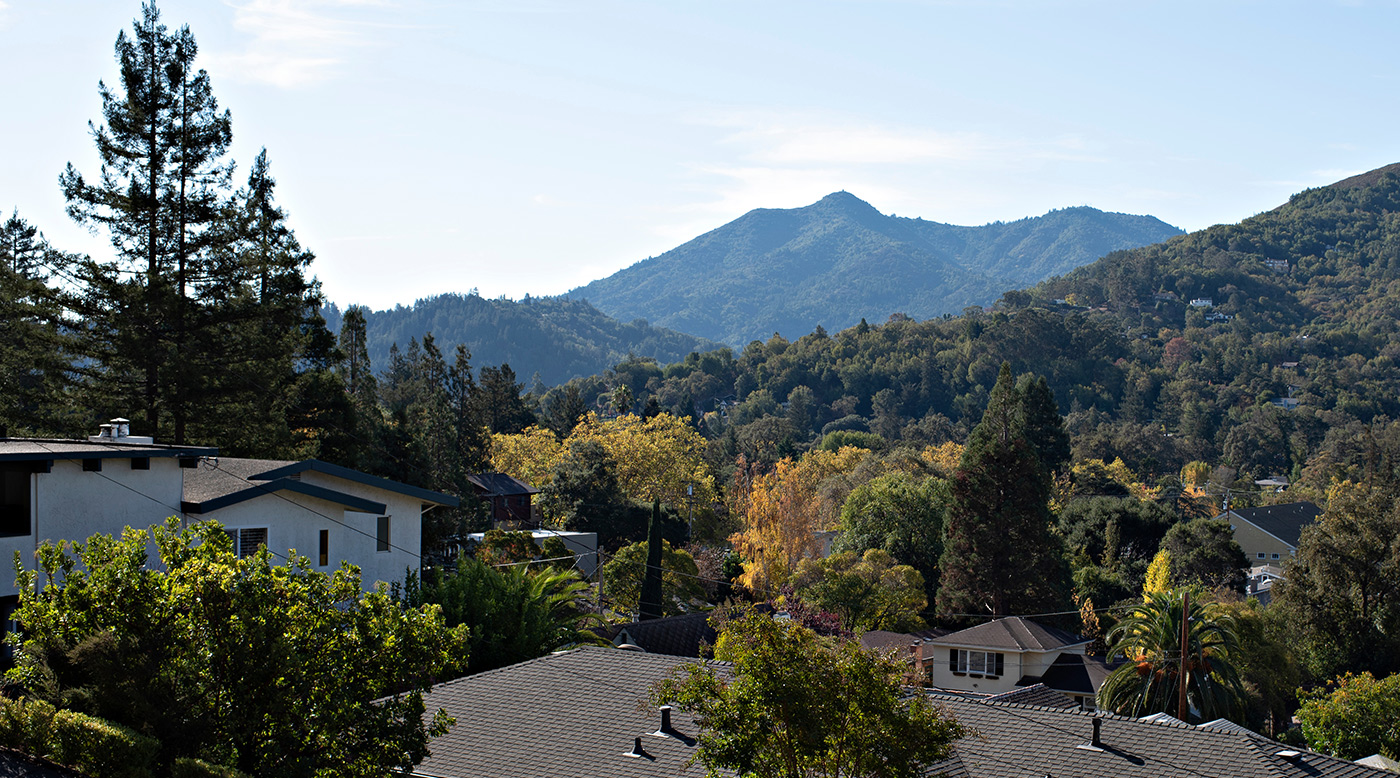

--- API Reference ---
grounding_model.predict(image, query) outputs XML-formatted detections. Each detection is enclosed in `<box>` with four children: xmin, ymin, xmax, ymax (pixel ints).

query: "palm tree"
<box><xmin>1097</xmin><ymin>588</ymin><xmax>1246</xmax><ymax>722</ymax></box>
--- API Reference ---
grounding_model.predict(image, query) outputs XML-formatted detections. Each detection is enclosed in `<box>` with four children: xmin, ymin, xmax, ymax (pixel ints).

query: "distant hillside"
<box><xmin>567</xmin><ymin>192</ymin><xmax>1182</xmax><ymax>345</ymax></box>
<box><xmin>541</xmin><ymin>162</ymin><xmax>1400</xmax><ymax>488</ymax></box>
<box><xmin>323</xmin><ymin>295</ymin><xmax>724</xmax><ymax>387</ymax></box>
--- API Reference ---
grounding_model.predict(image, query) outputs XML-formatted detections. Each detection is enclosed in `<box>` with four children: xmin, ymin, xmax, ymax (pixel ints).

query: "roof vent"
<box><xmin>1075</xmin><ymin>717</ymin><xmax>1105</xmax><ymax>752</ymax></box>
<box><xmin>89</xmin><ymin>417</ymin><xmax>154</xmax><ymax>445</ymax></box>
<box><xmin>1276</xmin><ymin>749</ymin><xmax>1303</xmax><ymax>761</ymax></box>
<box><xmin>651</xmin><ymin>705</ymin><xmax>696</xmax><ymax>745</ymax></box>
<box><xmin>624</xmin><ymin>736</ymin><xmax>653</xmax><ymax>760</ymax></box>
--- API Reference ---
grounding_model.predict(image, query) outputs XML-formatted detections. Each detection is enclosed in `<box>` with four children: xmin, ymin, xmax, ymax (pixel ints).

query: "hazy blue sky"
<box><xmin>3</xmin><ymin>1</ymin><xmax>1398</xmax><ymax>310</ymax></box>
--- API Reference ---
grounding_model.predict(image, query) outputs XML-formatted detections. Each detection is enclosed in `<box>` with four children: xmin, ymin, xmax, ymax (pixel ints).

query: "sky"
<box><xmin>3</xmin><ymin>1</ymin><xmax>1399</xmax><ymax>311</ymax></box>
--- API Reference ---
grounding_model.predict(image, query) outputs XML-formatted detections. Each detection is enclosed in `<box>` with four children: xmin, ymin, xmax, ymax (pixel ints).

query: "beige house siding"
<box><xmin>1229</xmin><ymin>515</ymin><xmax>1295</xmax><ymax>564</ymax></box>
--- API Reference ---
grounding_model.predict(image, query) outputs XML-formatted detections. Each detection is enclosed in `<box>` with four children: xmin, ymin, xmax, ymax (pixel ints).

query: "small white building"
<box><xmin>464</xmin><ymin>528</ymin><xmax>599</xmax><ymax>577</ymax></box>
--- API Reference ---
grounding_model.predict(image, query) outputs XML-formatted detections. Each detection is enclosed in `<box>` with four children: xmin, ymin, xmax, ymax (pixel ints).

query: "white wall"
<box><xmin>189</xmin><ymin>470</ymin><xmax>428</xmax><ymax>589</ymax></box>
<box><xmin>1</xmin><ymin>458</ymin><xmax>187</xmax><ymax>598</ymax></box>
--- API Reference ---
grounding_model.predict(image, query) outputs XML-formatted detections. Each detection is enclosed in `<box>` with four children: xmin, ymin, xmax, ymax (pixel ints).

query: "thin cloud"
<box><xmin>211</xmin><ymin>0</ymin><xmax>392</xmax><ymax>88</ymax></box>
<box><xmin>0</xmin><ymin>1</ymin><xmax>10</xmax><ymax>30</ymax></box>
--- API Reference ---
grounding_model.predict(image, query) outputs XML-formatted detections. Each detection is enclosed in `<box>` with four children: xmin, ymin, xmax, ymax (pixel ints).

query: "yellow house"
<box><xmin>1216</xmin><ymin>502</ymin><xmax>1322</xmax><ymax>565</ymax></box>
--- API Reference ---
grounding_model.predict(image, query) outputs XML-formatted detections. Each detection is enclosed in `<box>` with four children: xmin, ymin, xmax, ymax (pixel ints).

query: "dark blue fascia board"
<box><xmin>183</xmin><ymin>478</ymin><xmax>388</xmax><ymax>515</ymax></box>
<box><xmin>249</xmin><ymin>459</ymin><xmax>460</xmax><ymax>508</ymax></box>
<box><xmin>0</xmin><ymin>445</ymin><xmax>217</xmax><ymax>463</ymax></box>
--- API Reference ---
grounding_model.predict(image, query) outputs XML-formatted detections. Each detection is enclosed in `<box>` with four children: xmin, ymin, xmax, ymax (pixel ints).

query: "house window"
<box><xmin>376</xmin><ymin>516</ymin><xmax>390</xmax><ymax>553</ymax></box>
<box><xmin>0</xmin><ymin>467</ymin><xmax>30</xmax><ymax>538</ymax></box>
<box><xmin>951</xmin><ymin>649</ymin><xmax>1005</xmax><ymax>677</ymax></box>
<box><xmin>1257</xmin><ymin>552</ymin><xmax>1266</xmax><ymax>559</ymax></box>
<box><xmin>319</xmin><ymin>530</ymin><xmax>329</xmax><ymax>567</ymax></box>
<box><xmin>1271</xmin><ymin>553</ymin><xmax>1280</xmax><ymax>560</ymax></box>
<box><xmin>130</xmin><ymin>457</ymin><xmax>150</xmax><ymax>470</ymax></box>
<box><xmin>224</xmin><ymin>527</ymin><xmax>268</xmax><ymax>558</ymax></box>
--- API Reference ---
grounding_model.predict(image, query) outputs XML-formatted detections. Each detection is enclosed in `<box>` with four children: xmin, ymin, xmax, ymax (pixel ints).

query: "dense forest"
<box><xmin>322</xmin><ymin>293</ymin><xmax>724</xmax><ymax>388</ymax></box>
<box><xmin>568</xmin><ymin>191</ymin><xmax>1181</xmax><ymax>344</ymax></box>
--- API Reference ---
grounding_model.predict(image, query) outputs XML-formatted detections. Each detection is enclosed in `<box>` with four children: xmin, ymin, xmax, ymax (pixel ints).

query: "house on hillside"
<box><xmin>182</xmin><ymin>457</ymin><xmax>459</xmax><ymax>587</ymax></box>
<box><xmin>466</xmin><ymin>472</ymin><xmax>539</xmax><ymax>527</ymax></box>
<box><xmin>1215</xmin><ymin>501</ymin><xmax>1322</xmax><ymax>565</ymax></box>
<box><xmin>924</xmin><ymin>617</ymin><xmax>1116</xmax><ymax>710</ymax></box>
<box><xmin>463</xmin><ymin>528</ymin><xmax>599</xmax><ymax>576</ymax></box>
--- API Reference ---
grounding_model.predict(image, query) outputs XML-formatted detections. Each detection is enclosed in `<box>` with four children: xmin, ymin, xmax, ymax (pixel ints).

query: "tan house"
<box><xmin>1216</xmin><ymin>502</ymin><xmax>1321</xmax><ymax>565</ymax></box>
<box><xmin>924</xmin><ymin>617</ymin><xmax>1114</xmax><ymax>710</ymax></box>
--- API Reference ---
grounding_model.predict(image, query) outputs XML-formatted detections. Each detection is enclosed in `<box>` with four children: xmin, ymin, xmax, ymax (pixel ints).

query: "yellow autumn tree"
<box><xmin>567</xmin><ymin>412</ymin><xmax>717</xmax><ymax>510</ymax></box>
<box><xmin>490</xmin><ymin>425</ymin><xmax>563</xmax><ymax>489</ymax></box>
<box><xmin>1143</xmin><ymin>549</ymin><xmax>1171</xmax><ymax>597</ymax></box>
<box><xmin>920</xmin><ymin>442</ymin><xmax>963</xmax><ymax>476</ymax></box>
<box><xmin>729</xmin><ymin>446</ymin><xmax>869</xmax><ymax>599</ymax></box>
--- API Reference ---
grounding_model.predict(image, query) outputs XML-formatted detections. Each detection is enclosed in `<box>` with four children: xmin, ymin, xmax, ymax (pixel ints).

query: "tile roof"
<box><xmin>1226</xmin><ymin>502</ymin><xmax>1323</xmax><ymax>548</ymax></box>
<box><xmin>928</xmin><ymin>617</ymin><xmax>1088</xmax><ymax>652</ymax></box>
<box><xmin>413</xmin><ymin>646</ymin><xmax>720</xmax><ymax>778</ymax></box>
<box><xmin>925</xmin><ymin>694</ymin><xmax>1389</xmax><ymax>778</ymax></box>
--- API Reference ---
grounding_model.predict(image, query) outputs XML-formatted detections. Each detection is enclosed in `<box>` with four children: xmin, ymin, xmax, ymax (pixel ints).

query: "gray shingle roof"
<box><xmin>466</xmin><ymin>472</ymin><xmax>539</xmax><ymax>496</ymax></box>
<box><xmin>985</xmin><ymin>683</ymin><xmax>1078</xmax><ymax>708</ymax></box>
<box><xmin>929</xmin><ymin>617</ymin><xmax>1088</xmax><ymax>652</ymax></box>
<box><xmin>413</xmin><ymin>646</ymin><xmax>719</xmax><ymax>778</ymax></box>
<box><xmin>925</xmin><ymin>694</ymin><xmax>1389</xmax><ymax>778</ymax></box>
<box><xmin>601</xmin><ymin>612</ymin><xmax>717</xmax><ymax>658</ymax></box>
<box><xmin>1226</xmin><ymin>502</ymin><xmax>1323</xmax><ymax>548</ymax></box>
<box><xmin>181</xmin><ymin>457</ymin><xmax>458</xmax><ymax>513</ymax></box>
<box><xmin>1019</xmin><ymin>652</ymin><xmax>1121</xmax><ymax>695</ymax></box>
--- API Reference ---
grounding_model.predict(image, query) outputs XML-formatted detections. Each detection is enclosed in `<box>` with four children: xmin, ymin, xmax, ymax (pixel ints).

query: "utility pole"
<box><xmin>1178</xmin><ymin>588</ymin><xmax>1190</xmax><ymax>721</ymax></box>
<box><xmin>686</xmin><ymin>482</ymin><xmax>694</xmax><ymax>541</ymax></box>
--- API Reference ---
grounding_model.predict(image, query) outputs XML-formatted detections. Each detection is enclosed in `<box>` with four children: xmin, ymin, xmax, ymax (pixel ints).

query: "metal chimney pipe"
<box><xmin>659</xmin><ymin>705</ymin><xmax>673</xmax><ymax>734</ymax></box>
<box><xmin>1092</xmin><ymin>717</ymin><xmax>1102</xmax><ymax>748</ymax></box>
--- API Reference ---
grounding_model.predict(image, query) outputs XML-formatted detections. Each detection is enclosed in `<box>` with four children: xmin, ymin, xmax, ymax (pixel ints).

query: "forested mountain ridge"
<box><xmin>567</xmin><ymin>191</ymin><xmax>1182</xmax><ymax>345</ymax></box>
<box><xmin>545</xmin><ymin>163</ymin><xmax>1400</xmax><ymax>492</ymax></box>
<box><xmin>324</xmin><ymin>294</ymin><xmax>725</xmax><ymax>387</ymax></box>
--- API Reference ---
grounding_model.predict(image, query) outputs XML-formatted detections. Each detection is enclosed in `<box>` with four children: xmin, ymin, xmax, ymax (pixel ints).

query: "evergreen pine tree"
<box><xmin>937</xmin><ymin>363</ymin><xmax>1069</xmax><ymax>617</ymax></box>
<box><xmin>60</xmin><ymin>3</ymin><xmax>233</xmax><ymax>442</ymax></box>
<box><xmin>0</xmin><ymin>213</ymin><xmax>77</xmax><ymax>434</ymax></box>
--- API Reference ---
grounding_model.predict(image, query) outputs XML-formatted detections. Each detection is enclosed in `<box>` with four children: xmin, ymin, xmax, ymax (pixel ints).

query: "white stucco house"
<box><xmin>0</xmin><ymin>422</ymin><xmax>459</xmax><ymax>622</ymax></box>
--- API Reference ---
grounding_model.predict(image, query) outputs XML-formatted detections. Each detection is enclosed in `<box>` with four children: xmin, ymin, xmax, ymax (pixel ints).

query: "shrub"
<box><xmin>50</xmin><ymin>709</ymin><xmax>158</xmax><ymax>778</ymax></box>
<box><xmin>0</xmin><ymin>697</ymin><xmax>57</xmax><ymax>752</ymax></box>
<box><xmin>171</xmin><ymin>758</ymin><xmax>253</xmax><ymax>778</ymax></box>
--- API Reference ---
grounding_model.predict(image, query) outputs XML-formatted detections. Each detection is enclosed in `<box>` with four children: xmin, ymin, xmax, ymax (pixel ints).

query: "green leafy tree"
<box><xmin>651</xmin><ymin>608</ymin><xmax>963</xmax><ymax>778</ymax></box>
<box><xmin>7</xmin><ymin>520</ymin><xmax>466</xmax><ymax>777</ymax></box>
<box><xmin>790</xmin><ymin>549</ymin><xmax>927</xmax><ymax>633</ymax></box>
<box><xmin>1215</xmin><ymin>597</ymin><xmax>1301</xmax><ymax>736</ymax></box>
<box><xmin>1297</xmin><ymin>672</ymin><xmax>1400</xmax><ymax>761</ymax></box>
<box><xmin>1097</xmin><ymin>588</ymin><xmax>1246</xmax><ymax>722</ymax></box>
<box><xmin>414</xmin><ymin>555</ymin><xmax>601</xmax><ymax>675</ymax></box>
<box><xmin>937</xmin><ymin>363</ymin><xmax>1068</xmax><ymax>616</ymax></box>
<box><xmin>1274</xmin><ymin>481</ymin><xmax>1400</xmax><ymax>680</ymax></box>
<box><xmin>602</xmin><ymin>539</ymin><xmax>706</xmax><ymax>619</ymax></box>
<box><xmin>538</xmin><ymin>439</ymin><xmax>645</xmax><ymax>549</ymax></box>
<box><xmin>833</xmin><ymin>472</ymin><xmax>946</xmax><ymax>602</ymax></box>
<box><xmin>1160</xmin><ymin>518</ymin><xmax>1248</xmax><ymax>593</ymax></box>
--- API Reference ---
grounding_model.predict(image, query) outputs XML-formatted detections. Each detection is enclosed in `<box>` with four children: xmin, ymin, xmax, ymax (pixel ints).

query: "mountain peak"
<box><xmin>812</xmin><ymin>190</ymin><xmax>879</xmax><ymax>213</ymax></box>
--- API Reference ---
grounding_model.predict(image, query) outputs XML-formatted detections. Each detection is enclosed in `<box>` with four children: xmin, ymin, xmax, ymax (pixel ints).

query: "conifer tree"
<box><xmin>0</xmin><ymin>212</ymin><xmax>76</xmax><ymax>434</ymax></box>
<box><xmin>60</xmin><ymin>3</ymin><xmax>233</xmax><ymax>442</ymax></box>
<box><xmin>937</xmin><ymin>363</ymin><xmax>1069</xmax><ymax>617</ymax></box>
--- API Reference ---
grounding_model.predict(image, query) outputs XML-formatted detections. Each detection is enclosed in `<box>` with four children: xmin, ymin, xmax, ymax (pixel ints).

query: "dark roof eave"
<box><xmin>251</xmin><ymin>459</ymin><xmax>460</xmax><ymax>507</ymax></box>
<box><xmin>184</xmin><ymin>478</ymin><xmax>389</xmax><ymax>515</ymax></box>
